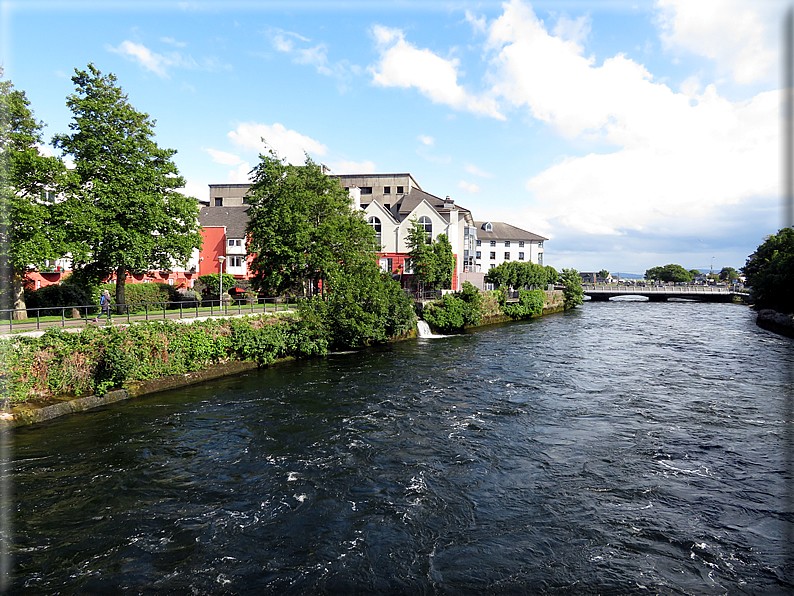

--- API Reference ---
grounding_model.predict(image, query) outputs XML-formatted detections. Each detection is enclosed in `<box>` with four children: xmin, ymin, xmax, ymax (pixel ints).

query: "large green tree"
<box><xmin>246</xmin><ymin>151</ymin><xmax>378</xmax><ymax>296</ymax></box>
<box><xmin>53</xmin><ymin>64</ymin><xmax>202</xmax><ymax>309</ymax></box>
<box><xmin>405</xmin><ymin>219</ymin><xmax>455</xmax><ymax>291</ymax></box>
<box><xmin>743</xmin><ymin>228</ymin><xmax>794</xmax><ymax>312</ymax></box>
<box><xmin>719</xmin><ymin>266</ymin><xmax>739</xmax><ymax>281</ymax></box>
<box><xmin>0</xmin><ymin>71</ymin><xmax>68</xmax><ymax>318</ymax></box>
<box><xmin>645</xmin><ymin>264</ymin><xmax>693</xmax><ymax>283</ymax></box>
<box><xmin>560</xmin><ymin>268</ymin><xmax>584</xmax><ymax>309</ymax></box>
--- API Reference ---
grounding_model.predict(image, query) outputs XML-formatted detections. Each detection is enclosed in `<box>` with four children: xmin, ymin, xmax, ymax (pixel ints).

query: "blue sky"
<box><xmin>2</xmin><ymin>0</ymin><xmax>787</xmax><ymax>275</ymax></box>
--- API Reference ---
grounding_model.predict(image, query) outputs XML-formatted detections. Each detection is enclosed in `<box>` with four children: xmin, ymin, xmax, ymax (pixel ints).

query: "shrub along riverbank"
<box><xmin>1</xmin><ymin>284</ymin><xmax>567</xmax><ymax>408</ymax></box>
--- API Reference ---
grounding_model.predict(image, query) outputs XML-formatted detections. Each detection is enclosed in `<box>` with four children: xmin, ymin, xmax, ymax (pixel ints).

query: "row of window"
<box><xmin>367</xmin><ymin>215</ymin><xmax>432</xmax><ymax>239</ymax></box>
<box><xmin>225</xmin><ymin>256</ymin><xmax>244</xmax><ymax>267</ymax></box>
<box><xmin>476</xmin><ymin>240</ymin><xmax>529</xmax><ymax>247</ymax></box>
<box><xmin>476</xmin><ymin>252</ymin><xmax>525</xmax><ymax>261</ymax></box>
<box><xmin>359</xmin><ymin>186</ymin><xmax>404</xmax><ymax>195</ymax></box>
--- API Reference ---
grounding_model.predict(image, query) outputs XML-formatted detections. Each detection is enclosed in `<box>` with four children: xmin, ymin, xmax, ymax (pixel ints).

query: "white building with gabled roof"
<box><xmin>474</xmin><ymin>221</ymin><xmax>547</xmax><ymax>270</ymax></box>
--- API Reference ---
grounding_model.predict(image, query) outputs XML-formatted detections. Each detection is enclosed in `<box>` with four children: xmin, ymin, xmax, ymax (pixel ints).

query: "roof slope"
<box><xmin>199</xmin><ymin>206</ymin><xmax>250</xmax><ymax>238</ymax></box>
<box><xmin>475</xmin><ymin>221</ymin><xmax>547</xmax><ymax>242</ymax></box>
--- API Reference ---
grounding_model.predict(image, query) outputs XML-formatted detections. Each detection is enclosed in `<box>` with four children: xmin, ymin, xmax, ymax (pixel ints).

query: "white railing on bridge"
<box><xmin>582</xmin><ymin>285</ymin><xmax>745</xmax><ymax>294</ymax></box>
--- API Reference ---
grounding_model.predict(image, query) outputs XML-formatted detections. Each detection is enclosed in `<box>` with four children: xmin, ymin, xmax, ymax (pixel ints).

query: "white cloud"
<box><xmin>465</xmin><ymin>163</ymin><xmax>493</xmax><ymax>178</ymax></box>
<box><xmin>465</xmin><ymin>10</ymin><xmax>487</xmax><ymax>35</ymax></box>
<box><xmin>107</xmin><ymin>40</ymin><xmax>229</xmax><ymax>78</ymax></box>
<box><xmin>179</xmin><ymin>179</ymin><xmax>206</xmax><ymax>201</ymax></box>
<box><xmin>552</xmin><ymin>13</ymin><xmax>592</xmax><ymax>50</ymax></box>
<box><xmin>108</xmin><ymin>40</ymin><xmax>174</xmax><ymax>77</ymax></box>
<box><xmin>228</xmin><ymin>122</ymin><xmax>328</xmax><ymax>165</ymax></box>
<box><xmin>161</xmin><ymin>36</ymin><xmax>187</xmax><ymax>47</ymax></box>
<box><xmin>458</xmin><ymin>181</ymin><xmax>481</xmax><ymax>194</ymax></box>
<box><xmin>655</xmin><ymin>0</ymin><xmax>776</xmax><ymax>84</ymax></box>
<box><xmin>418</xmin><ymin>134</ymin><xmax>434</xmax><ymax>146</ymax></box>
<box><xmin>228</xmin><ymin>162</ymin><xmax>252</xmax><ymax>183</ymax></box>
<box><xmin>270</xmin><ymin>29</ymin><xmax>356</xmax><ymax>84</ymax></box>
<box><xmin>483</xmin><ymin>0</ymin><xmax>776</xmax><ymax>238</ymax></box>
<box><xmin>328</xmin><ymin>160</ymin><xmax>377</xmax><ymax>174</ymax></box>
<box><xmin>370</xmin><ymin>24</ymin><xmax>504</xmax><ymax>120</ymax></box>
<box><xmin>206</xmin><ymin>148</ymin><xmax>243</xmax><ymax>166</ymax></box>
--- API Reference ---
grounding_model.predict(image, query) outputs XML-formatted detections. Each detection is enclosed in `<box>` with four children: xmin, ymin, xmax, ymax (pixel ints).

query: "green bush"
<box><xmin>423</xmin><ymin>282</ymin><xmax>482</xmax><ymax>333</ymax></box>
<box><xmin>501</xmin><ymin>289</ymin><xmax>545</xmax><ymax>318</ymax></box>
<box><xmin>100</xmin><ymin>282</ymin><xmax>179</xmax><ymax>313</ymax></box>
<box><xmin>560</xmin><ymin>268</ymin><xmax>584</xmax><ymax>309</ymax></box>
<box><xmin>24</xmin><ymin>284</ymin><xmax>93</xmax><ymax>317</ymax></box>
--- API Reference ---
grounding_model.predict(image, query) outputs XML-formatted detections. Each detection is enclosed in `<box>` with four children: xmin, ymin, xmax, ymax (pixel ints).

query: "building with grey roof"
<box><xmin>474</xmin><ymin>221</ymin><xmax>547</xmax><ymax>270</ymax></box>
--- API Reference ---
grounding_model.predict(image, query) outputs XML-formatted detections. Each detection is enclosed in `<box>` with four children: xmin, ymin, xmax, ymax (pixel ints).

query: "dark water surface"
<box><xmin>11</xmin><ymin>301</ymin><xmax>794</xmax><ymax>594</ymax></box>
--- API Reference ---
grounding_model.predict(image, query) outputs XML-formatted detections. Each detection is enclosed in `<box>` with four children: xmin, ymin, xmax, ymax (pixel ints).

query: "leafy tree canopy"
<box><xmin>405</xmin><ymin>219</ymin><xmax>455</xmax><ymax>291</ymax></box>
<box><xmin>0</xmin><ymin>70</ymin><xmax>68</xmax><ymax>315</ymax></box>
<box><xmin>719</xmin><ymin>266</ymin><xmax>739</xmax><ymax>281</ymax></box>
<box><xmin>560</xmin><ymin>268</ymin><xmax>584</xmax><ymax>309</ymax></box>
<box><xmin>485</xmin><ymin>260</ymin><xmax>554</xmax><ymax>289</ymax></box>
<box><xmin>598</xmin><ymin>269</ymin><xmax>610</xmax><ymax>280</ymax></box>
<box><xmin>644</xmin><ymin>264</ymin><xmax>693</xmax><ymax>283</ymax></box>
<box><xmin>743</xmin><ymin>228</ymin><xmax>794</xmax><ymax>313</ymax></box>
<box><xmin>246</xmin><ymin>151</ymin><xmax>378</xmax><ymax>296</ymax></box>
<box><xmin>53</xmin><ymin>64</ymin><xmax>202</xmax><ymax>308</ymax></box>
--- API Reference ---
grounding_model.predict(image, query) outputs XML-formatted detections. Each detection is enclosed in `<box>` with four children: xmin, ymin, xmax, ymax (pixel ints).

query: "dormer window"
<box><xmin>483</xmin><ymin>222</ymin><xmax>493</xmax><ymax>232</ymax></box>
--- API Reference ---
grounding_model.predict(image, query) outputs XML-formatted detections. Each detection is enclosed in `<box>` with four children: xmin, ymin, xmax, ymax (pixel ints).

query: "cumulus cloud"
<box><xmin>418</xmin><ymin>135</ymin><xmax>434</xmax><ymax>146</ymax></box>
<box><xmin>370</xmin><ymin>24</ymin><xmax>504</xmax><ymax>119</ymax></box>
<box><xmin>228</xmin><ymin>122</ymin><xmax>328</xmax><ymax>165</ymax></box>
<box><xmin>465</xmin><ymin>163</ymin><xmax>493</xmax><ymax>178</ymax></box>
<box><xmin>206</xmin><ymin>148</ymin><xmax>243</xmax><ymax>166</ymax></box>
<box><xmin>655</xmin><ymin>0</ymin><xmax>775</xmax><ymax>84</ymax></box>
<box><xmin>458</xmin><ymin>181</ymin><xmax>481</xmax><ymax>194</ymax></box>
<box><xmin>483</xmin><ymin>0</ymin><xmax>776</xmax><ymax>238</ymax></box>
<box><xmin>228</xmin><ymin>162</ymin><xmax>252</xmax><ymax>183</ymax></box>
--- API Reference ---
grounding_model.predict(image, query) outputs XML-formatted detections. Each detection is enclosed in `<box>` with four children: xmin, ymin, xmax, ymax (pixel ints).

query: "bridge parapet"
<box><xmin>581</xmin><ymin>285</ymin><xmax>747</xmax><ymax>303</ymax></box>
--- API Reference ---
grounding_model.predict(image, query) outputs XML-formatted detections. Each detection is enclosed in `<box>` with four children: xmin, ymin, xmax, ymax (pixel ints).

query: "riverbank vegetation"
<box><xmin>743</xmin><ymin>228</ymin><xmax>794</xmax><ymax>313</ymax></box>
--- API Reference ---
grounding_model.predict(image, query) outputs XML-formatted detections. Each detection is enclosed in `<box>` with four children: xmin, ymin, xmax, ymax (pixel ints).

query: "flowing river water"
<box><xmin>9</xmin><ymin>300</ymin><xmax>794</xmax><ymax>594</ymax></box>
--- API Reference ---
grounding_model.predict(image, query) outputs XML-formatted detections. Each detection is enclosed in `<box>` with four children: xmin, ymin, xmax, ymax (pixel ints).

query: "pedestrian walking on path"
<box><xmin>92</xmin><ymin>290</ymin><xmax>112</xmax><ymax>324</ymax></box>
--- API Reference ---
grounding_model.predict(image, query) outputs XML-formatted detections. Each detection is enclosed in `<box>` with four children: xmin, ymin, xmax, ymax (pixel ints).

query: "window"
<box><xmin>228</xmin><ymin>239</ymin><xmax>242</xmax><ymax>247</ymax></box>
<box><xmin>539</xmin><ymin>241</ymin><xmax>544</xmax><ymax>248</ymax></box>
<box><xmin>490</xmin><ymin>240</ymin><xmax>496</xmax><ymax>247</ymax></box>
<box><xmin>483</xmin><ymin>222</ymin><xmax>493</xmax><ymax>232</ymax></box>
<box><xmin>538</xmin><ymin>253</ymin><xmax>544</xmax><ymax>265</ymax></box>
<box><xmin>489</xmin><ymin>264</ymin><xmax>496</xmax><ymax>269</ymax></box>
<box><xmin>384</xmin><ymin>186</ymin><xmax>391</xmax><ymax>194</ymax></box>
<box><xmin>476</xmin><ymin>251</ymin><xmax>482</xmax><ymax>259</ymax></box>
<box><xmin>396</xmin><ymin>186</ymin><xmax>404</xmax><ymax>193</ymax></box>
<box><xmin>360</xmin><ymin>187</ymin><xmax>373</xmax><ymax>195</ymax></box>
<box><xmin>519</xmin><ymin>241</ymin><xmax>524</xmax><ymax>247</ymax></box>
<box><xmin>214</xmin><ymin>197</ymin><xmax>223</xmax><ymax>207</ymax></box>
<box><xmin>419</xmin><ymin>216</ymin><xmax>432</xmax><ymax>237</ymax></box>
<box><xmin>384</xmin><ymin>203</ymin><xmax>391</xmax><ymax>210</ymax></box>
<box><xmin>229</xmin><ymin>256</ymin><xmax>244</xmax><ymax>268</ymax></box>
<box><xmin>505</xmin><ymin>241</ymin><xmax>511</xmax><ymax>247</ymax></box>
<box><xmin>476</xmin><ymin>240</ymin><xmax>481</xmax><ymax>246</ymax></box>
<box><xmin>368</xmin><ymin>216</ymin><xmax>382</xmax><ymax>244</ymax></box>
<box><xmin>489</xmin><ymin>252</ymin><xmax>496</xmax><ymax>260</ymax></box>
<box><xmin>518</xmin><ymin>252</ymin><xmax>525</xmax><ymax>260</ymax></box>
<box><xmin>504</xmin><ymin>252</ymin><xmax>510</xmax><ymax>260</ymax></box>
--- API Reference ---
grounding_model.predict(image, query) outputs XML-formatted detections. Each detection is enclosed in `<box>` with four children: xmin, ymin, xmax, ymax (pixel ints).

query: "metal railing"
<box><xmin>0</xmin><ymin>296</ymin><xmax>303</xmax><ymax>334</ymax></box>
<box><xmin>581</xmin><ymin>284</ymin><xmax>748</xmax><ymax>294</ymax></box>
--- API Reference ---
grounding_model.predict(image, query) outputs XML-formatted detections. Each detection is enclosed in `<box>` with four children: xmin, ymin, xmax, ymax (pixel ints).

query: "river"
<box><xmin>10</xmin><ymin>300</ymin><xmax>794</xmax><ymax>594</ymax></box>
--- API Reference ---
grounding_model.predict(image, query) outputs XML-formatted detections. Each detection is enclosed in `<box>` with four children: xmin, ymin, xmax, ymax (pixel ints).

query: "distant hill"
<box><xmin>610</xmin><ymin>272</ymin><xmax>643</xmax><ymax>279</ymax></box>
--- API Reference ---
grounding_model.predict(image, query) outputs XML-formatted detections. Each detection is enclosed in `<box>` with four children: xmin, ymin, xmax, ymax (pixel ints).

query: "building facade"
<box><xmin>473</xmin><ymin>221</ymin><xmax>547</xmax><ymax>270</ymax></box>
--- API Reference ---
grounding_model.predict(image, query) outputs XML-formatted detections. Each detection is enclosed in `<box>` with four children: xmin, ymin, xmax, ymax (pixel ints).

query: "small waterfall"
<box><xmin>417</xmin><ymin>320</ymin><xmax>441</xmax><ymax>338</ymax></box>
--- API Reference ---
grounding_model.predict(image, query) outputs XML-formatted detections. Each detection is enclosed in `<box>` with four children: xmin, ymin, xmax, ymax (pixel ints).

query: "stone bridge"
<box><xmin>582</xmin><ymin>285</ymin><xmax>745</xmax><ymax>302</ymax></box>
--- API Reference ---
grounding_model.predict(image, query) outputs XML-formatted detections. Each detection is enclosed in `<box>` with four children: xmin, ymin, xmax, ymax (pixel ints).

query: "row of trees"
<box><xmin>485</xmin><ymin>260</ymin><xmax>558</xmax><ymax>290</ymax></box>
<box><xmin>644</xmin><ymin>264</ymin><xmax>740</xmax><ymax>283</ymax></box>
<box><xmin>1</xmin><ymin>65</ymin><xmax>202</xmax><ymax>317</ymax></box>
